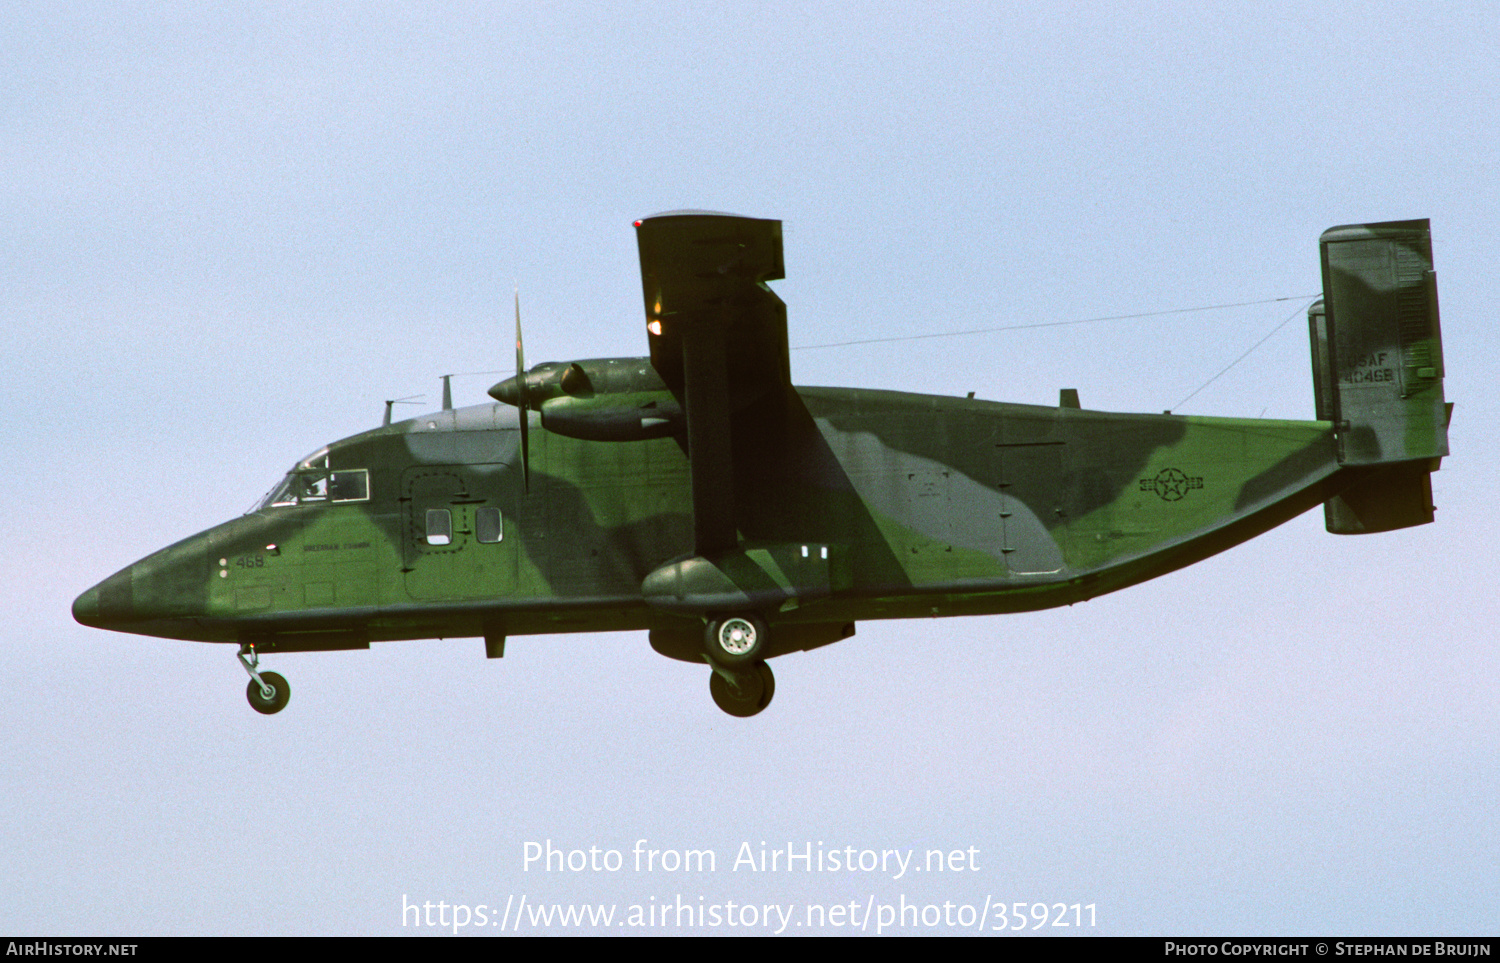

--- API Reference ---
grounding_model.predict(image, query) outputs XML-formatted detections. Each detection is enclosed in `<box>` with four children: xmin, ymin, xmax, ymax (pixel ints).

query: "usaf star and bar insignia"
<box><xmin>1140</xmin><ymin>467</ymin><xmax>1204</xmax><ymax>502</ymax></box>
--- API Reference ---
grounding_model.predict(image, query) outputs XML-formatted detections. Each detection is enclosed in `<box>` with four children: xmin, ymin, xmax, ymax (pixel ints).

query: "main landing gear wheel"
<box><xmin>709</xmin><ymin>661</ymin><xmax>775</xmax><ymax>718</ymax></box>
<box><xmin>705</xmin><ymin>615</ymin><xmax>767</xmax><ymax>668</ymax></box>
<box><xmin>246</xmin><ymin>671</ymin><xmax>290</xmax><ymax>715</ymax></box>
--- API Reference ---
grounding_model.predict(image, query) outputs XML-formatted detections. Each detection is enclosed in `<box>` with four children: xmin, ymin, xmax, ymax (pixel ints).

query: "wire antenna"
<box><xmin>383</xmin><ymin>395</ymin><xmax>424</xmax><ymax>427</ymax></box>
<box><xmin>791</xmin><ymin>294</ymin><xmax>1320</xmax><ymax>351</ymax></box>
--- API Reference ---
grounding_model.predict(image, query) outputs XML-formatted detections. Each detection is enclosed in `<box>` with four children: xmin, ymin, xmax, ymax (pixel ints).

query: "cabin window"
<box><xmin>476</xmin><ymin>507</ymin><xmax>502</xmax><ymax>543</ymax></box>
<box><xmin>425</xmin><ymin>509</ymin><xmax>452</xmax><ymax>546</ymax></box>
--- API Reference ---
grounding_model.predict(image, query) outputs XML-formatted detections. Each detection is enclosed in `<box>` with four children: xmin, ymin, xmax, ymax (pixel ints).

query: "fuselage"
<box><xmin>73</xmin><ymin>377</ymin><xmax>1343</xmax><ymax>651</ymax></box>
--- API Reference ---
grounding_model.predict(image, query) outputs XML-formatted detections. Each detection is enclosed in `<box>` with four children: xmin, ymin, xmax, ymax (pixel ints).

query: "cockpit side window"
<box><xmin>298</xmin><ymin>474</ymin><xmax>329</xmax><ymax>502</ymax></box>
<box><xmin>330</xmin><ymin>470</ymin><xmax>369</xmax><ymax>502</ymax></box>
<box><xmin>257</xmin><ymin>462</ymin><xmax>370</xmax><ymax>510</ymax></box>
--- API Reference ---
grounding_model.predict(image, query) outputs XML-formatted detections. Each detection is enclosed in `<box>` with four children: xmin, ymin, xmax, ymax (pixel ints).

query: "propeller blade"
<box><xmin>515</xmin><ymin>289</ymin><xmax>530</xmax><ymax>493</ymax></box>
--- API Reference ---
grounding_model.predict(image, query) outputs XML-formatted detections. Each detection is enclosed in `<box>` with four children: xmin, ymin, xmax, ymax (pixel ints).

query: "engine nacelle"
<box><xmin>489</xmin><ymin>357</ymin><xmax>683</xmax><ymax>441</ymax></box>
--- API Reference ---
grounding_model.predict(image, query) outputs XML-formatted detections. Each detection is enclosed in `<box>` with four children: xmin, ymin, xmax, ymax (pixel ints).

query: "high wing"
<box><xmin>634</xmin><ymin>212</ymin><xmax>791</xmax><ymax>557</ymax></box>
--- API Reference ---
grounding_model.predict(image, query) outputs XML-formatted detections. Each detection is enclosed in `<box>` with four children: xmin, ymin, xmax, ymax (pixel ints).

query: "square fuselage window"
<box><xmin>425</xmin><ymin>509</ymin><xmax>452</xmax><ymax>546</ymax></box>
<box><xmin>476</xmin><ymin>507</ymin><xmax>502</xmax><ymax>543</ymax></box>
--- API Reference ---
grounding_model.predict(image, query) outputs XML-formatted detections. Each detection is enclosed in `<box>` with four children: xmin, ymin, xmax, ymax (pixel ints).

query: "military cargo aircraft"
<box><xmin>73</xmin><ymin>214</ymin><xmax>1449</xmax><ymax>717</ymax></box>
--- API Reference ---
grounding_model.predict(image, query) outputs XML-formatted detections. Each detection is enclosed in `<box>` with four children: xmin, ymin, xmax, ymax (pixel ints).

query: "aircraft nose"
<box><xmin>72</xmin><ymin>585</ymin><xmax>99</xmax><ymax>625</ymax></box>
<box><xmin>72</xmin><ymin>537</ymin><xmax>210</xmax><ymax>635</ymax></box>
<box><xmin>72</xmin><ymin>565</ymin><xmax>136</xmax><ymax>629</ymax></box>
<box><xmin>71</xmin><ymin>586</ymin><xmax>98</xmax><ymax>625</ymax></box>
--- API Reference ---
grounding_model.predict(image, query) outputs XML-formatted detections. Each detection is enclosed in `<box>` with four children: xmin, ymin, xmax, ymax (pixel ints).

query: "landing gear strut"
<box><xmin>707</xmin><ymin>660</ymin><xmax>775</xmax><ymax>717</ymax></box>
<box><xmin>237</xmin><ymin>643</ymin><xmax>290</xmax><ymax>715</ymax></box>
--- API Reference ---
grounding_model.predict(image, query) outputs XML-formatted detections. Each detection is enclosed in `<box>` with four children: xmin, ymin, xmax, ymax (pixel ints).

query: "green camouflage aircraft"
<box><xmin>73</xmin><ymin>214</ymin><xmax>1449</xmax><ymax>717</ymax></box>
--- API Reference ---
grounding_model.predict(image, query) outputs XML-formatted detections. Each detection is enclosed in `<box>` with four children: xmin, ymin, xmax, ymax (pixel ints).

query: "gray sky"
<box><xmin>5</xmin><ymin>1</ymin><xmax>1497</xmax><ymax>935</ymax></box>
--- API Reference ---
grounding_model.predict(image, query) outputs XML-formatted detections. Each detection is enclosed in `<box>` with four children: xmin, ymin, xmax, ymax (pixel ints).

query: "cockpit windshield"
<box><xmin>251</xmin><ymin>448</ymin><xmax>370</xmax><ymax>511</ymax></box>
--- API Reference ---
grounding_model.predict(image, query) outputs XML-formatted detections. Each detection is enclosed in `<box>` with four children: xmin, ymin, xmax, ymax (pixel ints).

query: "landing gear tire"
<box><xmin>709</xmin><ymin>661</ymin><xmax>775</xmax><ymax>718</ymax></box>
<box><xmin>246</xmin><ymin>671</ymin><xmax>290</xmax><ymax>715</ymax></box>
<box><xmin>705</xmin><ymin>615</ymin><xmax>767</xmax><ymax>668</ymax></box>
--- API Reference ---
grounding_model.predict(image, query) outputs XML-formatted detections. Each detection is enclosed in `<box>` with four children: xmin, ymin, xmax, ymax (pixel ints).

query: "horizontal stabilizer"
<box><xmin>1323</xmin><ymin>462</ymin><xmax>1436</xmax><ymax>534</ymax></box>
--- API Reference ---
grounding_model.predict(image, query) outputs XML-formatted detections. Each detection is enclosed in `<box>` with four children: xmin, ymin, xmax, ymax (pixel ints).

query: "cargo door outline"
<box><xmin>401</xmin><ymin>465</ymin><xmax>516</xmax><ymax>601</ymax></box>
<box><xmin>995</xmin><ymin>441</ymin><xmax>1066</xmax><ymax>575</ymax></box>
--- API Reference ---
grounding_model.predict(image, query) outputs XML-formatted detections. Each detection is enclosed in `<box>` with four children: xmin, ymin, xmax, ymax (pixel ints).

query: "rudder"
<box><xmin>1308</xmin><ymin>219</ymin><xmax>1450</xmax><ymax>533</ymax></box>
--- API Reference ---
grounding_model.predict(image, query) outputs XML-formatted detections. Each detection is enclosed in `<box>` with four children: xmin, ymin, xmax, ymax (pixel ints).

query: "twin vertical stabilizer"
<box><xmin>1309</xmin><ymin>219</ymin><xmax>1450</xmax><ymax>533</ymax></box>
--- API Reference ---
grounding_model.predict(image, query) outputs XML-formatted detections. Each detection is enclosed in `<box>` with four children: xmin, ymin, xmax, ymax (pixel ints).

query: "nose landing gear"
<box><xmin>237</xmin><ymin>643</ymin><xmax>290</xmax><ymax>715</ymax></box>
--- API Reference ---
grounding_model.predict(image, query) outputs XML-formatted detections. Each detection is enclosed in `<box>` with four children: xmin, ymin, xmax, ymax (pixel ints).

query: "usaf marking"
<box><xmin>1140</xmin><ymin>467</ymin><xmax>1204</xmax><ymax>502</ymax></box>
<box><xmin>1342</xmin><ymin>351</ymin><xmax>1396</xmax><ymax>385</ymax></box>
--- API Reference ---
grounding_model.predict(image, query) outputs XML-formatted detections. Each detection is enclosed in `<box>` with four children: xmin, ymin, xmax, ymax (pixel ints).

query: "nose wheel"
<box><xmin>246</xmin><ymin>672</ymin><xmax>290</xmax><ymax>714</ymax></box>
<box><xmin>708</xmin><ymin>660</ymin><xmax>775</xmax><ymax>717</ymax></box>
<box><xmin>237</xmin><ymin>643</ymin><xmax>290</xmax><ymax>715</ymax></box>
